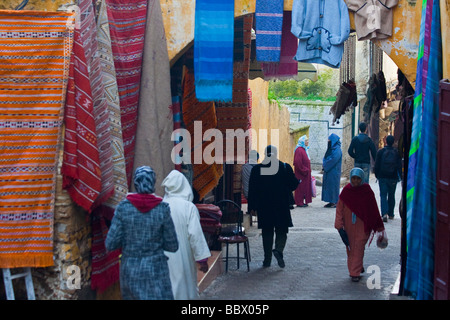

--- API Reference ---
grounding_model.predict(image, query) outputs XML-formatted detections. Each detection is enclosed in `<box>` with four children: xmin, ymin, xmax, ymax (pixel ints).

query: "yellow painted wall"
<box><xmin>0</xmin><ymin>0</ymin><xmax>72</xmax><ymax>11</ymax></box>
<box><xmin>248</xmin><ymin>78</ymin><xmax>294</xmax><ymax>166</ymax></box>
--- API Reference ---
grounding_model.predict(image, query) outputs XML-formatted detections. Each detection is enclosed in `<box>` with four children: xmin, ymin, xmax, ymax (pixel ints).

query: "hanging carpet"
<box><xmin>94</xmin><ymin>0</ymin><xmax>128</xmax><ymax>211</ymax></box>
<box><xmin>261</xmin><ymin>11</ymin><xmax>298</xmax><ymax>80</ymax></box>
<box><xmin>404</xmin><ymin>0</ymin><xmax>442</xmax><ymax>300</ymax></box>
<box><xmin>79</xmin><ymin>0</ymin><xmax>115</xmax><ymax>208</ymax></box>
<box><xmin>0</xmin><ymin>10</ymin><xmax>75</xmax><ymax>268</ymax></box>
<box><xmin>62</xmin><ymin>30</ymin><xmax>102</xmax><ymax>213</ymax></box>
<box><xmin>215</xmin><ymin>14</ymin><xmax>253</xmax><ymax>164</ymax></box>
<box><xmin>255</xmin><ymin>0</ymin><xmax>284</xmax><ymax>63</ymax></box>
<box><xmin>182</xmin><ymin>67</ymin><xmax>223</xmax><ymax>201</ymax></box>
<box><xmin>131</xmin><ymin>0</ymin><xmax>174</xmax><ymax>197</ymax></box>
<box><xmin>106</xmin><ymin>0</ymin><xmax>147</xmax><ymax>186</ymax></box>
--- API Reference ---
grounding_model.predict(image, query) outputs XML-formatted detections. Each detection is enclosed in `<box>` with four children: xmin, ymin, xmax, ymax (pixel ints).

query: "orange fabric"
<box><xmin>0</xmin><ymin>10</ymin><xmax>75</xmax><ymax>268</ymax></box>
<box><xmin>182</xmin><ymin>67</ymin><xmax>223</xmax><ymax>200</ymax></box>
<box><xmin>335</xmin><ymin>199</ymin><xmax>370</xmax><ymax>277</ymax></box>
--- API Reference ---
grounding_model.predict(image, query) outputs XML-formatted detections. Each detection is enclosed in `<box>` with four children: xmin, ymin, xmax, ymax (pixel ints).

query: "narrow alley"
<box><xmin>199</xmin><ymin>174</ymin><xmax>402</xmax><ymax>300</ymax></box>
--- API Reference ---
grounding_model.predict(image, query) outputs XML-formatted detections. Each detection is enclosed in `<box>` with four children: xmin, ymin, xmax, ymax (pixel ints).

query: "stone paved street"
<box><xmin>199</xmin><ymin>175</ymin><xmax>402</xmax><ymax>300</ymax></box>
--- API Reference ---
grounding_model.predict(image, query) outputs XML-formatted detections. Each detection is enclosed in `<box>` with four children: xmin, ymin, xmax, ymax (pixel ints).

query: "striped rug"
<box><xmin>182</xmin><ymin>67</ymin><xmax>224</xmax><ymax>201</ymax></box>
<box><xmin>78</xmin><ymin>0</ymin><xmax>115</xmax><ymax>207</ymax></box>
<box><xmin>0</xmin><ymin>10</ymin><xmax>75</xmax><ymax>268</ymax></box>
<box><xmin>62</xmin><ymin>30</ymin><xmax>102</xmax><ymax>213</ymax></box>
<box><xmin>255</xmin><ymin>0</ymin><xmax>284</xmax><ymax>62</ymax></box>
<box><xmin>106</xmin><ymin>0</ymin><xmax>147</xmax><ymax>186</ymax></box>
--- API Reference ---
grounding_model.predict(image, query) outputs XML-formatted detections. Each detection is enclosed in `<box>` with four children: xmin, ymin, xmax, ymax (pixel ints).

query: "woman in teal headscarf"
<box><xmin>335</xmin><ymin>168</ymin><xmax>384</xmax><ymax>282</ymax></box>
<box><xmin>293</xmin><ymin>135</ymin><xmax>312</xmax><ymax>207</ymax></box>
<box><xmin>106</xmin><ymin>166</ymin><xmax>179</xmax><ymax>299</ymax></box>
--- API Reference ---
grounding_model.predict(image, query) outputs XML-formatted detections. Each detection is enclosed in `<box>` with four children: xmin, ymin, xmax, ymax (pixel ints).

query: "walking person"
<box><xmin>348</xmin><ymin>122</ymin><xmax>377</xmax><ymax>184</ymax></box>
<box><xmin>162</xmin><ymin>170</ymin><xmax>211</xmax><ymax>300</ymax></box>
<box><xmin>248</xmin><ymin>145</ymin><xmax>298</xmax><ymax>268</ymax></box>
<box><xmin>105</xmin><ymin>166</ymin><xmax>178</xmax><ymax>300</ymax></box>
<box><xmin>293</xmin><ymin>135</ymin><xmax>312</xmax><ymax>207</ymax></box>
<box><xmin>374</xmin><ymin>135</ymin><xmax>402</xmax><ymax>222</ymax></box>
<box><xmin>241</xmin><ymin>150</ymin><xmax>259</xmax><ymax>202</ymax></box>
<box><xmin>322</xmin><ymin>133</ymin><xmax>342</xmax><ymax>208</ymax></box>
<box><xmin>334</xmin><ymin>168</ymin><xmax>385</xmax><ymax>282</ymax></box>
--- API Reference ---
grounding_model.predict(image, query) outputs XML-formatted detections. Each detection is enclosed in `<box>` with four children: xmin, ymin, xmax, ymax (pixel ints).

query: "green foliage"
<box><xmin>268</xmin><ymin>69</ymin><xmax>337</xmax><ymax>101</ymax></box>
<box><xmin>268</xmin><ymin>87</ymin><xmax>282</xmax><ymax>109</ymax></box>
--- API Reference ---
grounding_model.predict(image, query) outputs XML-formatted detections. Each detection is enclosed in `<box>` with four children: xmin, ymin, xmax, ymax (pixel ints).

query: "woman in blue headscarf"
<box><xmin>106</xmin><ymin>166</ymin><xmax>178</xmax><ymax>300</ymax></box>
<box><xmin>322</xmin><ymin>134</ymin><xmax>342</xmax><ymax>208</ymax></box>
<box><xmin>294</xmin><ymin>135</ymin><xmax>312</xmax><ymax>207</ymax></box>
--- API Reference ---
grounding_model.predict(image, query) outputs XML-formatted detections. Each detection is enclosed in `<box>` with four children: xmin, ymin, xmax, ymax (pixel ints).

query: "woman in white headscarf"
<box><xmin>162</xmin><ymin>170</ymin><xmax>211</xmax><ymax>300</ymax></box>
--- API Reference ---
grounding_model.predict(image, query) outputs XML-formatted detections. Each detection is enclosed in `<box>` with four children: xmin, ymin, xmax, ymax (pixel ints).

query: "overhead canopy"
<box><xmin>249</xmin><ymin>60</ymin><xmax>318</xmax><ymax>82</ymax></box>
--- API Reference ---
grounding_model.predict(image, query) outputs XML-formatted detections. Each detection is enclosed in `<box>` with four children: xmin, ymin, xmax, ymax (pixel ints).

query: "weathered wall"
<box><xmin>0</xmin><ymin>0</ymin><xmax>72</xmax><ymax>11</ymax></box>
<box><xmin>248</xmin><ymin>78</ymin><xmax>294</xmax><ymax>166</ymax></box>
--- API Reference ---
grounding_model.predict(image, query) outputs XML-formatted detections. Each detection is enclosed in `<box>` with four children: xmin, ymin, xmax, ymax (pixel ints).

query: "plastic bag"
<box><xmin>311</xmin><ymin>176</ymin><xmax>317</xmax><ymax>198</ymax></box>
<box><xmin>376</xmin><ymin>230</ymin><xmax>388</xmax><ymax>249</ymax></box>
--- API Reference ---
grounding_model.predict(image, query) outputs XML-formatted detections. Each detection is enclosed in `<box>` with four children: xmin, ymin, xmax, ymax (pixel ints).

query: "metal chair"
<box><xmin>216</xmin><ymin>199</ymin><xmax>250</xmax><ymax>272</ymax></box>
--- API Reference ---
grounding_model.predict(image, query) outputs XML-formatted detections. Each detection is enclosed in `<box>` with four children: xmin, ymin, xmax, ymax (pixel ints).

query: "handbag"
<box><xmin>311</xmin><ymin>176</ymin><xmax>317</xmax><ymax>198</ymax></box>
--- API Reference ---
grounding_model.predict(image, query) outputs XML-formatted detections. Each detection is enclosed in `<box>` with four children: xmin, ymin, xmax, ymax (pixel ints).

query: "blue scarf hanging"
<box><xmin>255</xmin><ymin>0</ymin><xmax>284</xmax><ymax>63</ymax></box>
<box><xmin>404</xmin><ymin>0</ymin><xmax>442</xmax><ymax>300</ymax></box>
<box><xmin>194</xmin><ymin>0</ymin><xmax>234</xmax><ymax>102</ymax></box>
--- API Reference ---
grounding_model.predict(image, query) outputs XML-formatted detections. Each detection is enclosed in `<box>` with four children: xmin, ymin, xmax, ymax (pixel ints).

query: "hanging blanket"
<box><xmin>255</xmin><ymin>0</ymin><xmax>285</xmax><ymax>62</ymax></box>
<box><xmin>404</xmin><ymin>0</ymin><xmax>442</xmax><ymax>300</ymax></box>
<box><xmin>215</xmin><ymin>14</ymin><xmax>253</xmax><ymax>163</ymax></box>
<box><xmin>79</xmin><ymin>0</ymin><xmax>115</xmax><ymax>207</ymax></box>
<box><xmin>95</xmin><ymin>0</ymin><xmax>128</xmax><ymax>210</ymax></box>
<box><xmin>106</xmin><ymin>0</ymin><xmax>148</xmax><ymax>186</ymax></box>
<box><xmin>261</xmin><ymin>11</ymin><xmax>298</xmax><ymax>80</ymax></box>
<box><xmin>0</xmin><ymin>10</ymin><xmax>75</xmax><ymax>268</ymax></box>
<box><xmin>194</xmin><ymin>0</ymin><xmax>234</xmax><ymax>102</ymax></box>
<box><xmin>131</xmin><ymin>0</ymin><xmax>174</xmax><ymax>197</ymax></box>
<box><xmin>62</xmin><ymin>31</ymin><xmax>102</xmax><ymax>213</ymax></box>
<box><xmin>91</xmin><ymin>208</ymin><xmax>120</xmax><ymax>293</ymax></box>
<box><xmin>182</xmin><ymin>67</ymin><xmax>223</xmax><ymax>201</ymax></box>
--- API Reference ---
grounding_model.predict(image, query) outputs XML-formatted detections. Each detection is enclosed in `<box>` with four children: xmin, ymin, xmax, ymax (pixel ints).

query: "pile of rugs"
<box><xmin>196</xmin><ymin>204</ymin><xmax>222</xmax><ymax>250</ymax></box>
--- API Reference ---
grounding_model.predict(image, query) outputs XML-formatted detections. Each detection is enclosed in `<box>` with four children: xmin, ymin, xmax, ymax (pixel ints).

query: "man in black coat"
<box><xmin>248</xmin><ymin>145</ymin><xmax>298</xmax><ymax>268</ymax></box>
<box><xmin>348</xmin><ymin>122</ymin><xmax>377</xmax><ymax>183</ymax></box>
<box><xmin>374</xmin><ymin>135</ymin><xmax>402</xmax><ymax>222</ymax></box>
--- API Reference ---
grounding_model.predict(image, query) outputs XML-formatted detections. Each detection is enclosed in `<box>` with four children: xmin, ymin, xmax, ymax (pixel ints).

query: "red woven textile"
<box><xmin>62</xmin><ymin>32</ymin><xmax>102</xmax><ymax>213</ymax></box>
<box><xmin>106</xmin><ymin>0</ymin><xmax>148</xmax><ymax>186</ymax></box>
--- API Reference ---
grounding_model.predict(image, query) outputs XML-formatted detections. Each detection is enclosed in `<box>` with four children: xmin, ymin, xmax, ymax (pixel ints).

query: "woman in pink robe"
<box><xmin>294</xmin><ymin>135</ymin><xmax>312</xmax><ymax>207</ymax></box>
<box><xmin>334</xmin><ymin>167</ymin><xmax>385</xmax><ymax>282</ymax></box>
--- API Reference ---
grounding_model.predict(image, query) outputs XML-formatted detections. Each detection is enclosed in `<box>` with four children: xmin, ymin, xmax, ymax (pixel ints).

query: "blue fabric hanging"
<box><xmin>194</xmin><ymin>0</ymin><xmax>234</xmax><ymax>102</ymax></box>
<box><xmin>255</xmin><ymin>0</ymin><xmax>284</xmax><ymax>62</ymax></box>
<box><xmin>404</xmin><ymin>0</ymin><xmax>442</xmax><ymax>300</ymax></box>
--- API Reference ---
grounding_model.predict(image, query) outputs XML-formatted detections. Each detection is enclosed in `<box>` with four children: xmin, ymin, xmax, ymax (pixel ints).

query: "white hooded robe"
<box><xmin>162</xmin><ymin>170</ymin><xmax>211</xmax><ymax>300</ymax></box>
